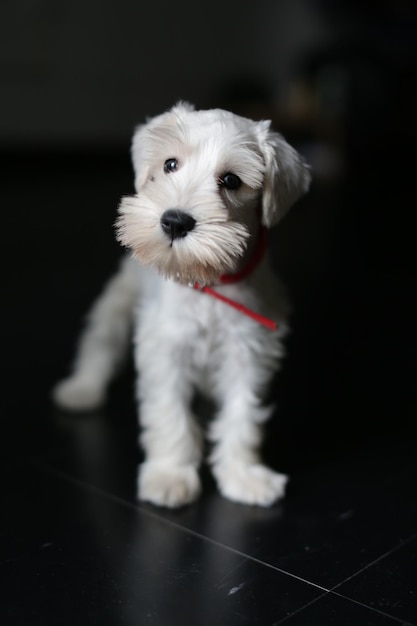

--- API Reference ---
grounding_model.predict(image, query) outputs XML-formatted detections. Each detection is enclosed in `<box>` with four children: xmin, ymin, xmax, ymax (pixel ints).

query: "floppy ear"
<box><xmin>256</xmin><ymin>121</ymin><xmax>311</xmax><ymax>228</ymax></box>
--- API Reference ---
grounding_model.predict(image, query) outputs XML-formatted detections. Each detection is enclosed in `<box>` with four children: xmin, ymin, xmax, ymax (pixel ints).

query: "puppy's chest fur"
<box><xmin>133</xmin><ymin>264</ymin><xmax>285</xmax><ymax>393</ymax></box>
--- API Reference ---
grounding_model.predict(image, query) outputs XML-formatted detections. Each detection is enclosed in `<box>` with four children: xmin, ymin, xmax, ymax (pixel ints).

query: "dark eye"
<box><xmin>164</xmin><ymin>158</ymin><xmax>178</xmax><ymax>173</ymax></box>
<box><xmin>219</xmin><ymin>172</ymin><xmax>242</xmax><ymax>190</ymax></box>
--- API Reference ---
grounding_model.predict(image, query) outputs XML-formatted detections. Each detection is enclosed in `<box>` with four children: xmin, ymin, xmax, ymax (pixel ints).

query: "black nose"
<box><xmin>160</xmin><ymin>209</ymin><xmax>196</xmax><ymax>240</ymax></box>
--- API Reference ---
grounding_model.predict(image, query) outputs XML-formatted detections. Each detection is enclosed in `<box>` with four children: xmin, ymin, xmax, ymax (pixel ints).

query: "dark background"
<box><xmin>1</xmin><ymin>0</ymin><xmax>415</xmax><ymax>463</ymax></box>
<box><xmin>1</xmin><ymin>2</ymin><xmax>417</xmax><ymax>624</ymax></box>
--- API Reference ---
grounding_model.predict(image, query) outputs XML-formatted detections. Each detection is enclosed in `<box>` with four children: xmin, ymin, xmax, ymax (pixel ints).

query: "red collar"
<box><xmin>219</xmin><ymin>225</ymin><xmax>268</xmax><ymax>285</ymax></box>
<box><xmin>193</xmin><ymin>226</ymin><xmax>277</xmax><ymax>331</ymax></box>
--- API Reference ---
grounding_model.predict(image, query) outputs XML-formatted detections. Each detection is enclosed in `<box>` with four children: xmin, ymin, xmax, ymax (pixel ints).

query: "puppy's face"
<box><xmin>116</xmin><ymin>103</ymin><xmax>310</xmax><ymax>286</ymax></box>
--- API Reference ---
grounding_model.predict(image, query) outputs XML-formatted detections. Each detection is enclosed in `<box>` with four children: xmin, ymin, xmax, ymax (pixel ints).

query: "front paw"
<box><xmin>213</xmin><ymin>462</ymin><xmax>288</xmax><ymax>507</ymax></box>
<box><xmin>138</xmin><ymin>462</ymin><xmax>201</xmax><ymax>508</ymax></box>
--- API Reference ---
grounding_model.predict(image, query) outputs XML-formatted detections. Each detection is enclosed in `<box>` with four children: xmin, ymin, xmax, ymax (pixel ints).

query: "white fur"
<box><xmin>53</xmin><ymin>102</ymin><xmax>310</xmax><ymax>508</ymax></box>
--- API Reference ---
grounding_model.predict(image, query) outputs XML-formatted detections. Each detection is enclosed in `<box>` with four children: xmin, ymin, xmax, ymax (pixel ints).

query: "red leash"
<box><xmin>193</xmin><ymin>283</ymin><xmax>277</xmax><ymax>331</ymax></box>
<box><xmin>193</xmin><ymin>226</ymin><xmax>277</xmax><ymax>331</ymax></box>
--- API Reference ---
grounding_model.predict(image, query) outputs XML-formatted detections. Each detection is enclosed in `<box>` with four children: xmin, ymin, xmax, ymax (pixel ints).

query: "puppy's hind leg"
<box><xmin>53</xmin><ymin>257</ymin><xmax>138</xmax><ymax>411</ymax></box>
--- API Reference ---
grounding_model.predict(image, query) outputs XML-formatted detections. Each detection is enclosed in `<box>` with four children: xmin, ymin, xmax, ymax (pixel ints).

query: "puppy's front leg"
<box><xmin>209</xmin><ymin>331</ymin><xmax>288</xmax><ymax>507</ymax></box>
<box><xmin>135</xmin><ymin>340</ymin><xmax>203</xmax><ymax>508</ymax></box>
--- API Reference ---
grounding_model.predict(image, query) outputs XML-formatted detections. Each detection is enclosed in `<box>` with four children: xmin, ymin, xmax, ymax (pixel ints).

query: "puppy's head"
<box><xmin>116</xmin><ymin>102</ymin><xmax>310</xmax><ymax>285</ymax></box>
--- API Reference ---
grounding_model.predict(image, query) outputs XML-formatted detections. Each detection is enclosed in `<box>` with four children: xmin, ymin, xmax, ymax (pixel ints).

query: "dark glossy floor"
<box><xmin>1</xmin><ymin>147</ymin><xmax>416</xmax><ymax>625</ymax></box>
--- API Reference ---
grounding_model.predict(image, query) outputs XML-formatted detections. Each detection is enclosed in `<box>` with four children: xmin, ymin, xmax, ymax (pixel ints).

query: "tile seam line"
<box><xmin>273</xmin><ymin>591</ymin><xmax>331</xmax><ymax>625</ymax></box>
<box><xmin>275</xmin><ymin>590</ymin><xmax>416</xmax><ymax>626</ymax></box>
<box><xmin>289</xmin><ymin>532</ymin><xmax>417</xmax><ymax>626</ymax></box>
<box><xmin>276</xmin><ymin>533</ymin><xmax>417</xmax><ymax>626</ymax></box>
<box><xmin>326</xmin><ymin>534</ymin><xmax>417</xmax><ymax>626</ymax></box>
<box><xmin>31</xmin><ymin>458</ymin><xmax>329</xmax><ymax>593</ymax></box>
<box><xmin>330</xmin><ymin>592</ymin><xmax>416</xmax><ymax>626</ymax></box>
<box><xmin>329</xmin><ymin>530</ymin><xmax>417</xmax><ymax>593</ymax></box>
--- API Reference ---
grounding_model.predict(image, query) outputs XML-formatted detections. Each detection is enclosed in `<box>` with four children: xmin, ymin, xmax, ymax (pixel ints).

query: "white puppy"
<box><xmin>53</xmin><ymin>102</ymin><xmax>311</xmax><ymax>508</ymax></box>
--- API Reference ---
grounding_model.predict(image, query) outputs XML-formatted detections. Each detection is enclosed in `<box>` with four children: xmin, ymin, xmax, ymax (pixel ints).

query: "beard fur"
<box><xmin>116</xmin><ymin>196</ymin><xmax>250</xmax><ymax>285</ymax></box>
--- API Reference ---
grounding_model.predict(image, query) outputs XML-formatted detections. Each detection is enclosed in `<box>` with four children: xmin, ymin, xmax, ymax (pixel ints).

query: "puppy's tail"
<box><xmin>52</xmin><ymin>256</ymin><xmax>138</xmax><ymax>411</ymax></box>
